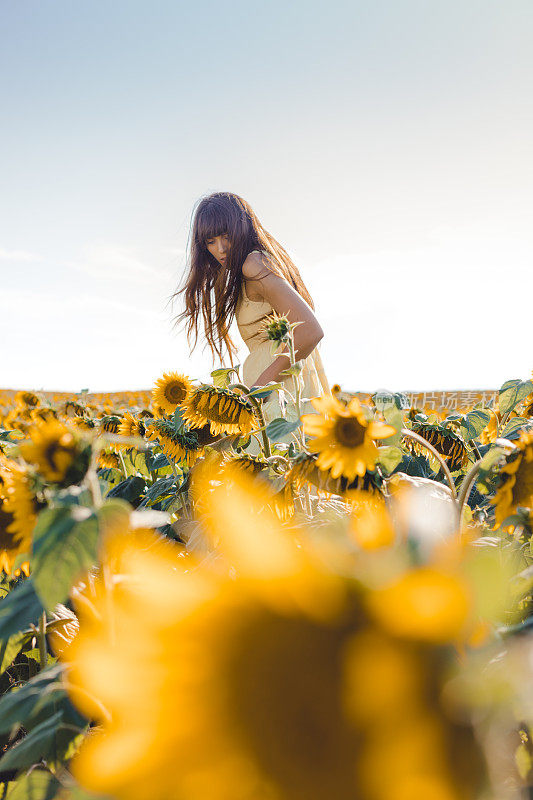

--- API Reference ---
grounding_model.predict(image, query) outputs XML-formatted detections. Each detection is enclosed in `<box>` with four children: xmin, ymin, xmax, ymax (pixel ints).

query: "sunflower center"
<box><xmin>334</xmin><ymin>417</ymin><xmax>366</xmax><ymax>448</ymax></box>
<box><xmin>165</xmin><ymin>382</ymin><xmax>188</xmax><ymax>404</ymax></box>
<box><xmin>512</xmin><ymin>458</ymin><xmax>533</xmax><ymax>508</ymax></box>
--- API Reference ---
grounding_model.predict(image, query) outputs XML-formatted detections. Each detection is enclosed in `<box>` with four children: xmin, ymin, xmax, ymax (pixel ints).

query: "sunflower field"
<box><xmin>1</xmin><ymin>318</ymin><xmax>533</xmax><ymax>799</ymax></box>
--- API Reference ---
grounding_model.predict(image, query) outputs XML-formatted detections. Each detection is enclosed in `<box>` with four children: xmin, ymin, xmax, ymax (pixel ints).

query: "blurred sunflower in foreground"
<box><xmin>302</xmin><ymin>395</ymin><xmax>395</xmax><ymax>481</ymax></box>
<box><xmin>62</xmin><ymin>471</ymin><xmax>488</xmax><ymax>800</ymax></box>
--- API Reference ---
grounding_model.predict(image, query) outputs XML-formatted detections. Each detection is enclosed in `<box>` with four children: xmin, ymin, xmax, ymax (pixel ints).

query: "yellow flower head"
<box><xmin>181</xmin><ymin>385</ymin><xmax>257</xmax><ymax>436</ymax></box>
<box><xmin>19</xmin><ymin>419</ymin><xmax>91</xmax><ymax>486</ymax></box>
<box><xmin>152</xmin><ymin>371</ymin><xmax>193</xmax><ymax>415</ymax></box>
<box><xmin>0</xmin><ymin>456</ymin><xmax>42</xmax><ymax>574</ymax></box>
<box><xmin>98</xmin><ymin>450</ymin><xmax>121</xmax><ymax>470</ymax></box>
<box><xmin>15</xmin><ymin>390</ymin><xmax>40</xmax><ymax>408</ymax></box>
<box><xmin>302</xmin><ymin>395</ymin><xmax>396</xmax><ymax>482</ymax></box>
<box><xmin>146</xmin><ymin>419</ymin><xmax>203</xmax><ymax>466</ymax></box>
<box><xmin>118</xmin><ymin>412</ymin><xmax>146</xmax><ymax>440</ymax></box>
<box><xmin>288</xmin><ymin>452</ymin><xmax>385</xmax><ymax>499</ymax></box>
<box><xmin>492</xmin><ymin>429</ymin><xmax>533</xmax><ymax>525</ymax></box>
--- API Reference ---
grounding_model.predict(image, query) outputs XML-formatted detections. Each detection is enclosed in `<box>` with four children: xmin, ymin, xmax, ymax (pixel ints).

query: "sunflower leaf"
<box><xmin>500</xmin><ymin>417</ymin><xmax>532</xmax><ymax>441</ymax></box>
<box><xmin>32</xmin><ymin>506</ymin><xmax>100</xmax><ymax>611</ymax></box>
<box><xmin>211</xmin><ymin>367</ymin><xmax>239</xmax><ymax>388</ymax></box>
<box><xmin>460</xmin><ymin>409</ymin><xmax>491</xmax><ymax>441</ymax></box>
<box><xmin>0</xmin><ymin>579</ymin><xmax>44</xmax><ymax>640</ymax></box>
<box><xmin>266</xmin><ymin>417</ymin><xmax>301</xmax><ymax>441</ymax></box>
<box><xmin>499</xmin><ymin>379</ymin><xmax>533</xmax><ymax>416</ymax></box>
<box><xmin>5</xmin><ymin>769</ymin><xmax>61</xmax><ymax>800</ymax></box>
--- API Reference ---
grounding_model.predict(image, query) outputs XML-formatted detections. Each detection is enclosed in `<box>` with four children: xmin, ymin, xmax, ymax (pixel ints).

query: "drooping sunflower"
<box><xmin>288</xmin><ymin>452</ymin><xmax>386</xmax><ymax>499</ymax></box>
<box><xmin>146</xmin><ymin>419</ymin><xmax>203</xmax><ymax>466</ymax></box>
<box><xmin>302</xmin><ymin>395</ymin><xmax>396</xmax><ymax>482</ymax></box>
<box><xmin>62</xmin><ymin>400</ymin><xmax>86</xmax><ymax>418</ymax></box>
<box><xmin>491</xmin><ymin>430</ymin><xmax>533</xmax><ymax>525</ymax></box>
<box><xmin>181</xmin><ymin>385</ymin><xmax>257</xmax><ymax>437</ymax></box>
<box><xmin>31</xmin><ymin>407</ymin><xmax>59</xmax><ymax>423</ymax></box>
<box><xmin>98</xmin><ymin>451</ymin><xmax>121</xmax><ymax>470</ymax></box>
<box><xmin>99</xmin><ymin>415</ymin><xmax>122</xmax><ymax>434</ymax></box>
<box><xmin>118</xmin><ymin>412</ymin><xmax>146</xmax><ymax>440</ymax></box>
<box><xmin>152</xmin><ymin>372</ymin><xmax>193</xmax><ymax>415</ymax></box>
<box><xmin>406</xmin><ymin>417</ymin><xmax>469</xmax><ymax>473</ymax></box>
<box><xmin>71</xmin><ymin>415</ymin><xmax>97</xmax><ymax>432</ymax></box>
<box><xmin>19</xmin><ymin>419</ymin><xmax>92</xmax><ymax>487</ymax></box>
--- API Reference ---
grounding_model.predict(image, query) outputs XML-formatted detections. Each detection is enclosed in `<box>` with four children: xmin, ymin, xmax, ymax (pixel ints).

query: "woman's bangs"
<box><xmin>196</xmin><ymin>204</ymin><xmax>232</xmax><ymax>244</ymax></box>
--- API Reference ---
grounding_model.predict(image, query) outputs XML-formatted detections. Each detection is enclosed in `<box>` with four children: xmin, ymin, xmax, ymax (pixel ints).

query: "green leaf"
<box><xmin>211</xmin><ymin>367</ymin><xmax>238</xmax><ymax>388</ymax></box>
<box><xmin>377</xmin><ymin>446</ymin><xmax>404</xmax><ymax>475</ymax></box>
<box><xmin>460</xmin><ymin>409</ymin><xmax>491</xmax><ymax>441</ymax></box>
<box><xmin>106</xmin><ymin>475</ymin><xmax>146</xmax><ymax>504</ymax></box>
<box><xmin>500</xmin><ymin>417</ymin><xmax>532</xmax><ymax>440</ymax></box>
<box><xmin>0</xmin><ymin>630</ymin><xmax>33</xmax><ymax>674</ymax></box>
<box><xmin>0</xmin><ymin>579</ymin><xmax>44</xmax><ymax>640</ymax></box>
<box><xmin>0</xmin><ymin>665</ymin><xmax>64</xmax><ymax>734</ymax></box>
<box><xmin>266</xmin><ymin>417</ymin><xmax>301</xmax><ymax>441</ymax></box>
<box><xmin>32</xmin><ymin>506</ymin><xmax>99</xmax><ymax>611</ymax></box>
<box><xmin>247</xmin><ymin>382</ymin><xmax>284</xmax><ymax>398</ymax></box>
<box><xmin>279</xmin><ymin>363</ymin><xmax>302</xmax><ymax>377</ymax></box>
<box><xmin>6</xmin><ymin>770</ymin><xmax>61</xmax><ymax>800</ymax></box>
<box><xmin>499</xmin><ymin>379</ymin><xmax>533</xmax><ymax>415</ymax></box>
<box><xmin>0</xmin><ymin>710</ymin><xmax>64</xmax><ymax>771</ymax></box>
<box><xmin>383</xmin><ymin>406</ymin><xmax>403</xmax><ymax>446</ymax></box>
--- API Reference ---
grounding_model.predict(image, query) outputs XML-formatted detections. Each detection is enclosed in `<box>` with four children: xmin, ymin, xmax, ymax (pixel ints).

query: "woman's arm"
<box><xmin>242</xmin><ymin>252</ymin><xmax>324</xmax><ymax>388</ymax></box>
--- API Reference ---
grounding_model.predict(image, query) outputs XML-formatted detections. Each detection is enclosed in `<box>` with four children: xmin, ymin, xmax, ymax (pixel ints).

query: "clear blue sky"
<box><xmin>1</xmin><ymin>0</ymin><xmax>532</xmax><ymax>392</ymax></box>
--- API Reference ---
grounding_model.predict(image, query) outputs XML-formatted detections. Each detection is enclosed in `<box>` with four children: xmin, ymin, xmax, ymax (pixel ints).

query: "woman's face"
<box><xmin>205</xmin><ymin>233</ymin><xmax>230</xmax><ymax>267</ymax></box>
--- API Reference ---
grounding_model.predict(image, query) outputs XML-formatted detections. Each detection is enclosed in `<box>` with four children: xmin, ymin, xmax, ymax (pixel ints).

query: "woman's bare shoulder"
<box><xmin>242</xmin><ymin>250</ymin><xmax>276</xmax><ymax>282</ymax></box>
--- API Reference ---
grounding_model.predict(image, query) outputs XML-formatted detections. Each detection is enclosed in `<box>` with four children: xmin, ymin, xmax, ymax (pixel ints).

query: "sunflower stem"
<box><xmin>231</xmin><ymin>384</ymin><xmax>272</xmax><ymax>458</ymax></box>
<box><xmin>38</xmin><ymin>610</ymin><xmax>47</xmax><ymax>670</ymax></box>
<box><xmin>457</xmin><ymin>458</ymin><xmax>483</xmax><ymax>525</ymax></box>
<box><xmin>118</xmin><ymin>449</ymin><xmax>129</xmax><ymax>477</ymax></box>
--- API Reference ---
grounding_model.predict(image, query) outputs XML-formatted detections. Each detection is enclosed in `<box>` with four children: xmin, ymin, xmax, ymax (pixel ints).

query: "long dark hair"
<box><xmin>171</xmin><ymin>192</ymin><xmax>314</xmax><ymax>364</ymax></box>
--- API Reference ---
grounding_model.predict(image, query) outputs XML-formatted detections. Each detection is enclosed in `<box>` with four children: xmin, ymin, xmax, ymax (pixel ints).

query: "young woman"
<box><xmin>174</xmin><ymin>191</ymin><xmax>329</xmax><ymax>424</ymax></box>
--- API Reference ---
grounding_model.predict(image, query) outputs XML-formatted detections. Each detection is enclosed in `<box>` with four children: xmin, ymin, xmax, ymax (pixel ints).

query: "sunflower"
<box><xmin>152</xmin><ymin>372</ymin><xmax>193</xmax><ymax>415</ymax></box>
<box><xmin>99</xmin><ymin>415</ymin><xmax>122</xmax><ymax>434</ymax></box>
<box><xmin>62</xmin><ymin>400</ymin><xmax>85</xmax><ymax>418</ymax></box>
<box><xmin>0</xmin><ymin>457</ymin><xmax>42</xmax><ymax>573</ymax></box>
<box><xmin>288</xmin><ymin>452</ymin><xmax>386</xmax><ymax>498</ymax></box>
<box><xmin>98</xmin><ymin>451</ymin><xmax>121</xmax><ymax>470</ymax></box>
<box><xmin>31</xmin><ymin>407</ymin><xmax>59</xmax><ymax>423</ymax></box>
<box><xmin>15</xmin><ymin>390</ymin><xmax>40</xmax><ymax>408</ymax></box>
<box><xmin>491</xmin><ymin>430</ymin><xmax>533</xmax><ymax>525</ymax></box>
<box><xmin>479</xmin><ymin>410</ymin><xmax>498</xmax><ymax>446</ymax></box>
<box><xmin>302</xmin><ymin>395</ymin><xmax>396</xmax><ymax>482</ymax></box>
<box><xmin>71</xmin><ymin>415</ymin><xmax>97</xmax><ymax>432</ymax></box>
<box><xmin>146</xmin><ymin>419</ymin><xmax>203</xmax><ymax>466</ymax></box>
<box><xmin>407</xmin><ymin>418</ymin><xmax>469</xmax><ymax>473</ymax></box>
<box><xmin>19</xmin><ymin>419</ymin><xmax>92</xmax><ymax>487</ymax></box>
<box><xmin>63</xmin><ymin>470</ymin><xmax>486</xmax><ymax>800</ymax></box>
<box><xmin>118</xmin><ymin>412</ymin><xmax>146</xmax><ymax>439</ymax></box>
<box><xmin>181</xmin><ymin>385</ymin><xmax>257</xmax><ymax>437</ymax></box>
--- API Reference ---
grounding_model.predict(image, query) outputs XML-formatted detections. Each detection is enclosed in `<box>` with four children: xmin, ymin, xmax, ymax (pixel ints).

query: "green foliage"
<box><xmin>6</xmin><ymin>769</ymin><xmax>61</xmax><ymax>800</ymax></box>
<box><xmin>0</xmin><ymin>580</ymin><xmax>44</xmax><ymax>640</ymax></box>
<box><xmin>460</xmin><ymin>409</ymin><xmax>491</xmax><ymax>442</ymax></box>
<box><xmin>107</xmin><ymin>475</ymin><xmax>146</xmax><ymax>504</ymax></box>
<box><xmin>499</xmin><ymin>379</ymin><xmax>533</xmax><ymax>416</ymax></box>
<box><xmin>376</xmin><ymin>446</ymin><xmax>404</xmax><ymax>476</ymax></box>
<box><xmin>211</xmin><ymin>366</ymin><xmax>239</xmax><ymax>388</ymax></box>
<box><xmin>0</xmin><ymin>665</ymin><xmax>87</xmax><ymax>772</ymax></box>
<box><xmin>266</xmin><ymin>417</ymin><xmax>301</xmax><ymax>441</ymax></box>
<box><xmin>32</xmin><ymin>506</ymin><xmax>99</xmax><ymax>611</ymax></box>
<box><xmin>500</xmin><ymin>417</ymin><xmax>532</xmax><ymax>441</ymax></box>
